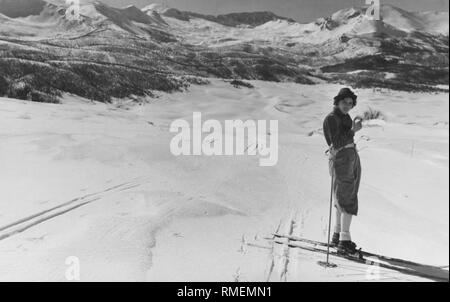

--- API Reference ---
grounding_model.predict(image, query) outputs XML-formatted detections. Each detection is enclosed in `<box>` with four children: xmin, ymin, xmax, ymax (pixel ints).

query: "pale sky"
<box><xmin>100</xmin><ymin>0</ymin><xmax>449</xmax><ymax>22</ymax></box>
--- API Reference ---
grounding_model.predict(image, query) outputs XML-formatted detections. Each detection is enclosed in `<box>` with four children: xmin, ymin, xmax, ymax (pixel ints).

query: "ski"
<box><xmin>267</xmin><ymin>235</ymin><xmax>449</xmax><ymax>282</ymax></box>
<box><xmin>272</xmin><ymin>239</ymin><xmax>366</xmax><ymax>263</ymax></box>
<box><xmin>271</xmin><ymin>233</ymin><xmax>436</xmax><ymax>268</ymax></box>
<box><xmin>271</xmin><ymin>239</ymin><xmax>449</xmax><ymax>281</ymax></box>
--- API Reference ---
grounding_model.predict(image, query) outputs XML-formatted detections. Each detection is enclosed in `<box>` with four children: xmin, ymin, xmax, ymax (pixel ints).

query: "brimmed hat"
<box><xmin>334</xmin><ymin>88</ymin><xmax>357</xmax><ymax>106</ymax></box>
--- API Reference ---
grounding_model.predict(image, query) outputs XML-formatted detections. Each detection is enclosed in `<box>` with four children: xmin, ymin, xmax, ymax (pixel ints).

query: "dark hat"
<box><xmin>334</xmin><ymin>88</ymin><xmax>357</xmax><ymax>106</ymax></box>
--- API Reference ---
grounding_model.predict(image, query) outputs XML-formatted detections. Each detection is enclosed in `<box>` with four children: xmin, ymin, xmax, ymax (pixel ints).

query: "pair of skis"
<box><xmin>267</xmin><ymin>234</ymin><xmax>449</xmax><ymax>282</ymax></box>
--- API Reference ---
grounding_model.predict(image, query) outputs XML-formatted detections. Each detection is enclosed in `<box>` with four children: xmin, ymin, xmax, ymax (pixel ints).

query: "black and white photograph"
<box><xmin>0</xmin><ymin>0</ymin><xmax>448</xmax><ymax>284</ymax></box>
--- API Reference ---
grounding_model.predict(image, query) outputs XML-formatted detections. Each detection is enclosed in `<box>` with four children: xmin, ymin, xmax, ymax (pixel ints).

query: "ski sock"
<box><xmin>340</xmin><ymin>212</ymin><xmax>353</xmax><ymax>241</ymax></box>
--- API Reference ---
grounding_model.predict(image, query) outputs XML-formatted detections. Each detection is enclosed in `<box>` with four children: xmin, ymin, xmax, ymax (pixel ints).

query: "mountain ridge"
<box><xmin>142</xmin><ymin>2</ymin><xmax>296</xmax><ymax>27</ymax></box>
<box><xmin>0</xmin><ymin>1</ymin><xmax>448</xmax><ymax>103</ymax></box>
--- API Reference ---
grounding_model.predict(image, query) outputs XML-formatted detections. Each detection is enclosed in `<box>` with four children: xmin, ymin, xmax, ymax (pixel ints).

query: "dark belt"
<box><xmin>326</xmin><ymin>143</ymin><xmax>356</xmax><ymax>156</ymax></box>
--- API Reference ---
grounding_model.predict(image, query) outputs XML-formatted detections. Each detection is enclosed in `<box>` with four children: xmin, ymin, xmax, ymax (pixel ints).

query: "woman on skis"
<box><xmin>323</xmin><ymin>88</ymin><xmax>362</xmax><ymax>255</ymax></box>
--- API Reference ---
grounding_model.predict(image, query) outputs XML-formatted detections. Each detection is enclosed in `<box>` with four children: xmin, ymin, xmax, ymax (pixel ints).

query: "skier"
<box><xmin>323</xmin><ymin>88</ymin><xmax>362</xmax><ymax>255</ymax></box>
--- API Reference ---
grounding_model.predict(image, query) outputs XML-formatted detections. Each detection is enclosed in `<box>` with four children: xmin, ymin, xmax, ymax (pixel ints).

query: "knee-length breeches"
<box><xmin>329</xmin><ymin>148</ymin><xmax>361</xmax><ymax>216</ymax></box>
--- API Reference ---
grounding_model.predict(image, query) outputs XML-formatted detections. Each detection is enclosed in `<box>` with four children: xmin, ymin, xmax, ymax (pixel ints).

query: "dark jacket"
<box><xmin>323</xmin><ymin>108</ymin><xmax>354</xmax><ymax>150</ymax></box>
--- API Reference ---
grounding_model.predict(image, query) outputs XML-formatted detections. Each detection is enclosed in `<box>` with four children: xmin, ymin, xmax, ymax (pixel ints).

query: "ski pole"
<box><xmin>325</xmin><ymin>170</ymin><xmax>334</xmax><ymax>265</ymax></box>
<box><xmin>318</xmin><ymin>162</ymin><xmax>337</xmax><ymax>268</ymax></box>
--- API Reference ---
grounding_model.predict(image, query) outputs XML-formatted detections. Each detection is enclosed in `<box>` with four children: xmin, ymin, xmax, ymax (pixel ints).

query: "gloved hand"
<box><xmin>328</xmin><ymin>147</ymin><xmax>338</xmax><ymax>161</ymax></box>
<box><xmin>352</xmin><ymin>117</ymin><xmax>363</xmax><ymax>133</ymax></box>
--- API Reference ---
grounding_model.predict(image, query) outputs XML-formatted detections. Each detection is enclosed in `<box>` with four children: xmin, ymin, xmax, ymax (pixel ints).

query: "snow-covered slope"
<box><xmin>0</xmin><ymin>2</ymin><xmax>448</xmax><ymax>282</ymax></box>
<box><xmin>0</xmin><ymin>80</ymin><xmax>448</xmax><ymax>281</ymax></box>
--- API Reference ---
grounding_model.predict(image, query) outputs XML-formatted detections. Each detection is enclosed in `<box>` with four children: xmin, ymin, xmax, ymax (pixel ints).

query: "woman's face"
<box><xmin>337</xmin><ymin>97</ymin><xmax>354</xmax><ymax>114</ymax></box>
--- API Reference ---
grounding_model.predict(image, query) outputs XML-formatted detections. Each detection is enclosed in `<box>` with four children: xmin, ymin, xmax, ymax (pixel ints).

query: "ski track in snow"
<box><xmin>0</xmin><ymin>180</ymin><xmax>145</xmax><ymax>241</ymax></box>
<box><xmin>0</xmin><ymin>79</ymin><xmax>448</xmax><ymax>281</ymax></box>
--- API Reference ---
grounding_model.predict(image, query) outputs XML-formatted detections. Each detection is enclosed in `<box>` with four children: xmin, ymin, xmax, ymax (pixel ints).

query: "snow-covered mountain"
<box><xmin>163</xmin><ymin>4</ymin><xmax>448</xmax><ymax>47</ymax></box>
<box><xmin>0</xmin><ymin>1</ymin><xmax>448</xmax><ymax>103</ymax></box>
<box><xmin>153</xmin><ymin>3</ymin><xmax>448</xmax><ymax>90</ymax></box>
<box><xmin>0</xmin><ymin>0</ymin><xmax>170</xmax><ymax>38</ymax></box>
<box><xmin>312</xmin><ymin>5</ymin><xmax>448</xmax><ymax>36</ymax></box>
<box><xmin>381</xmin><ymin>5</ymin><xmax>449</xmax><ymax>35</ymax></box>
<box><xmin>142</xmin><ymin>2</ymin><xmax>169</xmax><ymax>15</ymax></box>
<box><xmin>143</xmin><ymin>4</ymin><xmax>294</xmax><ymax>27</ymax></box>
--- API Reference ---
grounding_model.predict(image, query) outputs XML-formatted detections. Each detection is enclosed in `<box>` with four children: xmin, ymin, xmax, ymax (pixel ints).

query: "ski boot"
<box><xmin>331</xmin><ymin>233</ymin><xmax>340</xmax><ymax>247</ymax></box>
<box><xmin>337</xmin><ymin>241</ymin><xmax>357</xmax><ymax>255</ymax></box>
